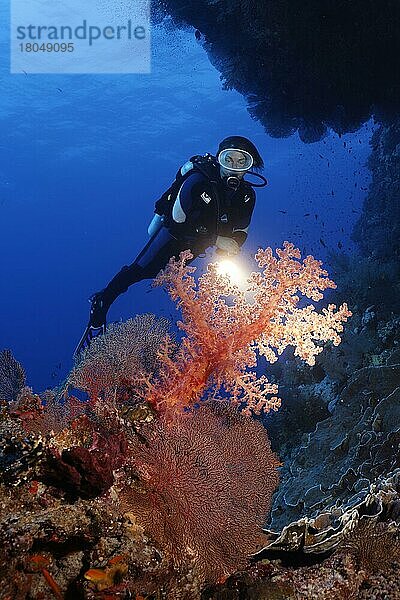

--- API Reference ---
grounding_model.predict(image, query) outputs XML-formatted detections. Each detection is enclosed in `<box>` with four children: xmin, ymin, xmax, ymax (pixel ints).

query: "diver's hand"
<box><xmin>215</xmin><ymin>236</ymin><xmax>240</xmax><ymax>256</ymax></box>
<box><xmin>88</xmin><ymin>291</ymin><xmax>108</xmax><ymax>329</ymax></box>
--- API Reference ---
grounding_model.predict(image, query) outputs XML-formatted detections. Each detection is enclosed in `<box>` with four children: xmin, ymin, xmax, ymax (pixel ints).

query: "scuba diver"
<box><xmin>75</xmin><ymin>136</ymin><xmax>267</xmax><ymax>355</ymax></box>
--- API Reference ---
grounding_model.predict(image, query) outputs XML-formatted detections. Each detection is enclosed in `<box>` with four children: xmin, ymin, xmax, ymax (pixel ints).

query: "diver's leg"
<box><xmin>89</xmin><ymin>227</ymin><xmax>182</xmax><ymax>327</ymax></box>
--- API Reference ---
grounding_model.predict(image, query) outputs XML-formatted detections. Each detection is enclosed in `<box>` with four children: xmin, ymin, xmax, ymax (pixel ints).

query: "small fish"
<box><xmin>57</xmin><ymin>88</ymin><xmax>63</xmax><ymax>93</ymax></box>
<box><xmin>331</xmin><ymin>190</ymin><xmax>334</xmax><ymax>196</ymax></box>
<box><xmin>337</xmin><ymin>241</ymin><xmax>343</xmax><ymax>249</ymax></box>
<box><xmin>85</xmin><ymin>568</ymin><xmax>109</xmax><ymax>582</ymax></box>
<box><xmin>278</xmin><ymin>210</ymin><xmax>287</xmax><ymax>214</ymax></box>
<box><xmin>315</xmin><ymin>214</ymin><xmax>318</xmax><ymax>220</ymax></box>
<box><xmin>319</xmin><ymin>238</ymin><xmax>327</xmax><ymax>248</ymax></box>
<box><xmin>304</xmin><ymin>213</ymin><xmax>310</xmax><ymax>217</ymax></box>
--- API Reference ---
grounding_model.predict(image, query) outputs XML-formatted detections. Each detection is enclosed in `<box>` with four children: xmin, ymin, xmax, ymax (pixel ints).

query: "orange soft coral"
<box><xmin>146</xmin><ymin>243</ymin><xmax>351</xmax><ymax>416</ymax></box>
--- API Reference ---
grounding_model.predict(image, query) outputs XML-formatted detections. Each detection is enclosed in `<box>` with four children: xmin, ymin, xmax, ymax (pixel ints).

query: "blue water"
<box><xmin>0</xmin><ymin>14</ymin><xmax>375</xmax><ymax>391</ymax></box>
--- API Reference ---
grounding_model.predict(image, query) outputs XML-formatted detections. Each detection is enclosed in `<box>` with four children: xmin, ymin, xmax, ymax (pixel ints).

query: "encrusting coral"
<box><xmin>0</xmin><ymin>244</ymin><xmax>352</xmax><ymax>598</ymax></box>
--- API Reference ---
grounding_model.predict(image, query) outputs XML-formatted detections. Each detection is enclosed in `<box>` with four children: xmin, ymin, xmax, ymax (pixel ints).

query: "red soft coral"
<box><xmin>146</xmin><ymin>243</ymin><xmax>351</xmax><ymax>416</ymax></box>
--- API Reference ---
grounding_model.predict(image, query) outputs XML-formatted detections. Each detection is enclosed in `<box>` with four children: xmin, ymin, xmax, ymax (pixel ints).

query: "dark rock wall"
<box><xmin>153</xmin><ymin>0</ymin><xmax>400</xmax><ymax>141</ymax></box>
<box><xmin>353</xmin><ymin>118</ymin><xmax>400</xmax><ymax>261</ymax></box>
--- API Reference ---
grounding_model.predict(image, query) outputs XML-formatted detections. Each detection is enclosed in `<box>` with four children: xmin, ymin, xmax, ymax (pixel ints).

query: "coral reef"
<box><xmin>0</xmin><ymin>383</ymin><xmax>279</xmax><ymax>597</ymax></box>
<box><xmin>203</xmin><ymin>472</ymin><xmax>400</xmax><ymax>599</ymax></box>
<box><xmin>41</xmin><ymin>420</ymin><xmax>128</xmax><ymax>499</ymax></box>
<box><xmin>264</xmin><ymin>470</ymin><xmax>400</xmax><ymax>555</ymax></box>
<box><xmin>268</xmin><ymin>362</ymin><xmax>400</xmax><ymax>530</ymax></box>
<box><xmin>0</xmin><ymin>245</ymin><xmax>352</xmax><ymax>598</ymax></box>
<box><xmin>261</xmin><ymin>123</ymin><xmax>400</xmax><ymax>537</ymax></box>
<box><xmin>340</xmin><ymin>520</ymin><xmax>400</xmax><ymax>575</ymax></box>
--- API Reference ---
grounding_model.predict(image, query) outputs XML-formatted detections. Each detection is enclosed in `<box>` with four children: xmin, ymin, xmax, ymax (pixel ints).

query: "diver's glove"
<box><xmin>215</xmin><ymin>235</ymin><xmax>240</xmax><ymax>256</ymax></box>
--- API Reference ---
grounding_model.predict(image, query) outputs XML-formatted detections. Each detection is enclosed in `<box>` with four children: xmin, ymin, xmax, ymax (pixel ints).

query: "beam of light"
<box><xmin>216</xmin><ymin>258</ymin><xmax>246</xmax><ymax>288</ymax></box>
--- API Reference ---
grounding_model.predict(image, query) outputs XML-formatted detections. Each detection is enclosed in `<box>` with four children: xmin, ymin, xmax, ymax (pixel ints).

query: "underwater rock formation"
<box><xmin>265</xmin><ymin>469</ymin><xmax>400</xmax><ymax>555</ymax></box>
<box><xmin>154</xmin><ymin>0</ymin><xmax>400</xmax><ymax>140</ymax></box>
<box><xmin>203</xmin><ymin>471</ymin><xmax>400</xmax><ymax>598</ymax></box>
<box><xmin>353</xmin><ymin>116</ymin><xmax>400</xmax><ymax>263</ymax></box>
<box><xmin>262</xmin><ymin>111</ymin><xmax>400</xmax><ymax>542</ymax></box>
<box><xmin>263</xmin><ymin>116</ymin><xmax>400</xmax><ymax>542</ymax></box>
<box><xmin>269</xmin><ymin>361</ymin><xmax>400</xmax><ymax>530</ymax></box>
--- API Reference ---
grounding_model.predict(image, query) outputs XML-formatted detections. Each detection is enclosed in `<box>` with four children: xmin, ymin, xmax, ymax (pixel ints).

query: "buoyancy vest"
<box><xmin>154</xmin><ymin>153</ymin><xmax>220</xmax><ymax>222</ymax></box>
<box><xmin>154</xmin><ymin>153</ymin><xmax>256</xmax><ymax>246</ymax></box>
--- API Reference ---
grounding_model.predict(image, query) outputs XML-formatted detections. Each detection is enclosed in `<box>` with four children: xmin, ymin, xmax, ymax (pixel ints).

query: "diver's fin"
<box><xmin>73</xmin><ymin>324</ymin><xmax>106</xmax><ymax>358</ymax></box>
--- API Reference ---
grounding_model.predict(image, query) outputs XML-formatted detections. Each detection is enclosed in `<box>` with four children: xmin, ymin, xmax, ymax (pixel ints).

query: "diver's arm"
<box><xmin>231</xmin><ymin>188</ymin><xmax>256</xmax><ymax>247</ymax></box>
<box><xmin>230</xmin><ymin>228</ymin><xmax>249</xmax><ymax>247</ymax></box>
<box><xmin>215</xmin><ymin>235</ymin><xmax>240</xmax><ymax>255</ymax></box>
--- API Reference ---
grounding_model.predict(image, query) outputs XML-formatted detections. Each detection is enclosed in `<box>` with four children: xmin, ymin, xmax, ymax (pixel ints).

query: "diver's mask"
<box><xmin>218</xmin><ymin>148</ymin><xmax>254</xmax><ymax>190</ymax></box>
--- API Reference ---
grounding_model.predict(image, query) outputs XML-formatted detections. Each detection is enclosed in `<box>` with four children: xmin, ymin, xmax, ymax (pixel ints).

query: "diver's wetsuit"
<box><xmin>89</xmin><ymin>167</ymin><xmax>256</xmax><ymax>327</ymax></box>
